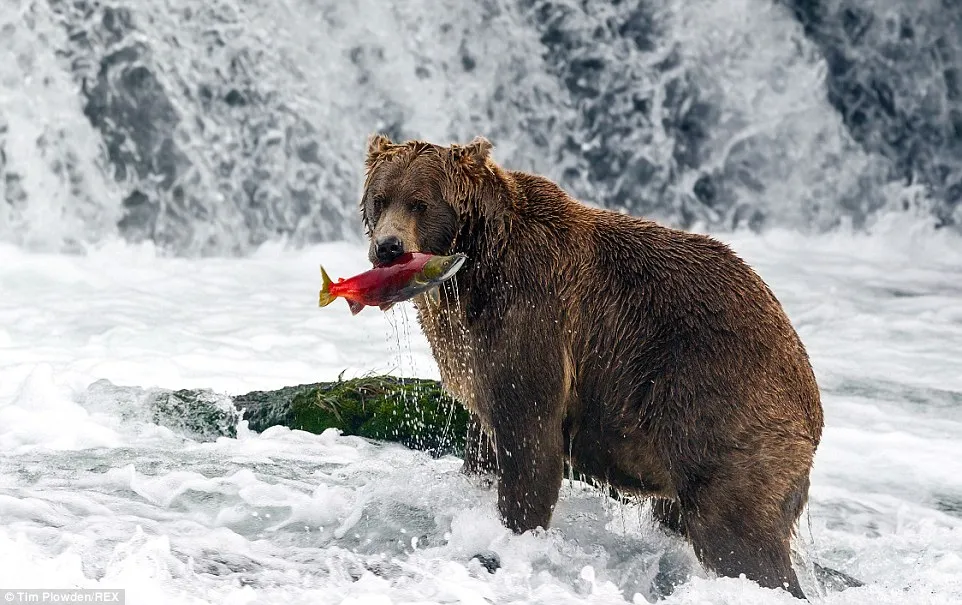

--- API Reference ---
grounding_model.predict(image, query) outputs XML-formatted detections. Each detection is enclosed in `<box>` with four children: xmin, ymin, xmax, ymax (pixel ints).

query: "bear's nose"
<box><xmin>375</xmin><ymin>236</ymin><xmax>404</xmax><ymax>265</ymax></box>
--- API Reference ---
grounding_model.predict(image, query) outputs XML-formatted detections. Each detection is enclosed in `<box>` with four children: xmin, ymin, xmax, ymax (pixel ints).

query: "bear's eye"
<box><xmin>409</xmin><ymin>200</ymin><xmax>428</xmax><ymax>214</ymax></box>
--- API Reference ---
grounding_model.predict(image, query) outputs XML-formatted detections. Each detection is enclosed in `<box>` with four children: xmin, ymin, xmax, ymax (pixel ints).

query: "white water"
<box><xmin>1</xmin><ymin>219</ymin><xmax>961</xmax><ymax>604</ymax></box>
<box><xmin>4</xmin><ymin>0</ymin><xmax>948</xmax><ymax>255</ymax></box>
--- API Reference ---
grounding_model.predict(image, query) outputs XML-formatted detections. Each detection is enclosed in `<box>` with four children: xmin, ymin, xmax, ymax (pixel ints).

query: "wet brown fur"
<box><xmin>359</xmin><ymin>134</ymin><xmax>824</xmax><ymax>599</ymax></box>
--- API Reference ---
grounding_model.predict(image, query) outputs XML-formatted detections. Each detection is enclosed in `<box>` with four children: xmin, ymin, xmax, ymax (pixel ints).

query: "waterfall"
<box><xmin>1</xmin><ymin>0</ymin><xmax>958</xmax><ymax>255</ymax></box>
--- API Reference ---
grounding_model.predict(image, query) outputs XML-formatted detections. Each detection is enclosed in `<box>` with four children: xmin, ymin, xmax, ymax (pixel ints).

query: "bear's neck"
<box><xmin>451</xmin><ymin>165</ymin><xmax>518</xmax><ymax>274</ymax></box>
<box><xmin>448</xmin><ymin>213</ymin><xmax>503</xmax><ymax>320</ymax></box>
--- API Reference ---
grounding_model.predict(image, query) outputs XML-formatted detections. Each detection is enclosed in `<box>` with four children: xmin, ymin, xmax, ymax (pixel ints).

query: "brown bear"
<box><xmin>358</xmin><ymin>134</ymin><xmax>824</xmax><ymax>599</ymax></box>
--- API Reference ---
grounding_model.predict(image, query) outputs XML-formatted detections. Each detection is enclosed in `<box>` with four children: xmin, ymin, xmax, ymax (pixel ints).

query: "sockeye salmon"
<box><xmin>318</xmin><ymin>252</ymin><xmax>466</xmax><ymax>315</ymax></box>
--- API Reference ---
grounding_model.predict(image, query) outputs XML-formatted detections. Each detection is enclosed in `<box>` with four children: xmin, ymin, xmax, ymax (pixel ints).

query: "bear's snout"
<box><xmin>375</xmin><ymin>236</ymin><xmax>405</xmax><ymax>265</ymax></box>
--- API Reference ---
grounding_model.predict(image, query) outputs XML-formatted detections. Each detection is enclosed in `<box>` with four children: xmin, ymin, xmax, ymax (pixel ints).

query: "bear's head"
<box><xmin>359</xmin><ymin>134</ymin><xmax>503</xmax><ymax>266</ymax></box>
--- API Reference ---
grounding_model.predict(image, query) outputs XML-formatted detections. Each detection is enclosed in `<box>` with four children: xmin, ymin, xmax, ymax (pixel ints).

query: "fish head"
<box><xmin>419</xmin><ymin>253</ymin><xmax>467</xmax><ymax>284</ymax></box>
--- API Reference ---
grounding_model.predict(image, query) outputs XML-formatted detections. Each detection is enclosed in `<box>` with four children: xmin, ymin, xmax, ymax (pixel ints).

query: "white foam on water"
<box><xmin>0</xmin><ymin>220</ymin><xmax>960</xmax><ymax>603</ymax></box>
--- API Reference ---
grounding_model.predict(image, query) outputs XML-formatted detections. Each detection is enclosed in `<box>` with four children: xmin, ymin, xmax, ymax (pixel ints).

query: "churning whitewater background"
<box><xmin>1</xmin><ymin>0</ymin><xmax>962</xmax><ymax>604</ymax></box>
<box><xmin>1</xmin><ymin>0</ymin><xmax>961</xmax><ymax>254</ymax></box>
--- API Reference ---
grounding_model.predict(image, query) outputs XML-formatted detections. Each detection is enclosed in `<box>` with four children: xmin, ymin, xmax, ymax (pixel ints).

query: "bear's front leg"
<box><xmin>486</xmin><ymin>371</ymin><xmax>566</xmax><ymax>533</ymax></box>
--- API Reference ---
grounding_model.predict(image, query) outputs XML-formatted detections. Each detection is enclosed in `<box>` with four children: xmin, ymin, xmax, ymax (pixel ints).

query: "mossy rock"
<box><xmin>233</xmin><ymin>375</ymin><xmax>470</xmax><ymax>457</ymax></box>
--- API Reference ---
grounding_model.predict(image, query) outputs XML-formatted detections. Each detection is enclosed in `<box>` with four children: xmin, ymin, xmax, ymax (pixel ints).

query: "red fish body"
<box><xmin>318</xmin><ymin>252</ymin><xmax>466</xmax><ymax>315</ymax></box>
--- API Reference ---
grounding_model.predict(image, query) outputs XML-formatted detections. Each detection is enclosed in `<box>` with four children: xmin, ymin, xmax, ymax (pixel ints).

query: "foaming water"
<box><xmin>0</xmin><ymin>4</ymin><xmax>123</xmax><ymax>252</ymax></box>
<box><xmin>0</xmin><ymin>0</ymin><xmax>562</xmax><ymax>254</ymax></box>
<box><xmin>665</xmin><ymin>0</ymin><xmax>890</xmax><ymax>229</ymax></box>
<box><xmin>1</xmin><ymin>0</ymin><xmax>958</xmax><ymax>254</ymax></box>
<box><xmin>0</xmin><ymin>226</ymin><xmax>961</xmax><ymax>603</ymax></box>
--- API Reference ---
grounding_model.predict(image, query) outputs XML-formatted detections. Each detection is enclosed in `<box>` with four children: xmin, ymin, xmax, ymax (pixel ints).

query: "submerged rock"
<box><xmin>148</xmin><ymin>387</ymin><xmax>242</xmax><ymax>441</ymax></box>
<box><xmin>471</xmin><ymin>550</ymin><xmax>502</xmax><ymax>574</ymax></box>
<box><xmin>813</xmin><ymin>562</ymin><xmax>864</xmax><ymax>592</ymax></box>
<box><xmin>81</xmin><ymin>379</ymin><xmax>241</xmax><ymax>442</ymax></box>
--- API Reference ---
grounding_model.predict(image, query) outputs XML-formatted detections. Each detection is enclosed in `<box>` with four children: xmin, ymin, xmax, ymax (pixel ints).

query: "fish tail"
<box><xmin>318</xmin><ymin>265</ymin><xmax>336</xmax><ymax>307</ymax></box>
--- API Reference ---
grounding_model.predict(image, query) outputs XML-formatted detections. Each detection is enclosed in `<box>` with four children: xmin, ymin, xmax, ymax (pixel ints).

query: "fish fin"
<box><xmin>348</xmin><ymin>300</ymin><xmax>365</xmax><ymax>315</ymax></box>
<box><xmin>379</xmin><ymin>302</ymin><xmax>395</xmax><ymax>312</ymax></box>
<box><xmin>318</xmin><ymin>265</ymin><xmax>336</xmax><ymax>307</ymax></box>
<box><xmin>427</xmin><ymin>287</ymin><xmax>441</xmax><ymax>306</ymax></box>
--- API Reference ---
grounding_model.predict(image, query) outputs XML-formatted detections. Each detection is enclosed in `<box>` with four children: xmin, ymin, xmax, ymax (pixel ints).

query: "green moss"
<box><xmin>287</xmin><ymin>375</ymin><xmax>470</xmax><ymax>457</ymax></box>
<box><xmin>229</xmin><ymin>375</ymin><xmax>470</xmax><ymax>457</ymax></box>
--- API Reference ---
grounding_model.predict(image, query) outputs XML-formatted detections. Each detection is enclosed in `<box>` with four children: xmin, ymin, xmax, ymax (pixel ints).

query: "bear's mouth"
<box><xmin>372</xmin><ymin>250</ymin><xmax>421</xmax><ymax>269</ymax></box>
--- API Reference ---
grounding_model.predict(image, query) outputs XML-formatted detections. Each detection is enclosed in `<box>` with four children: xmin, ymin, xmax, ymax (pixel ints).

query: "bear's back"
<box><xmin>504</xmin><ymin>170</ymin><xmax>821</xmax><ymax>444</ymax></box>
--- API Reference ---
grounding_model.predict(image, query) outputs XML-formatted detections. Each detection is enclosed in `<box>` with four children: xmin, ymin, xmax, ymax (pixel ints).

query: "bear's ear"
<box><xmin>451</xmin><ymin>136</ymin><xmax>493</xmax><ymax>171</ymax></box>
<box><xmin>366</xmin><ymin>133</ymin><xmax>394</xmax><ymax>167</ymax></box>
<box><xmin>464</xmin><ymin>135</ymin><xmax>493</xmax><ymax>161</ymax></box>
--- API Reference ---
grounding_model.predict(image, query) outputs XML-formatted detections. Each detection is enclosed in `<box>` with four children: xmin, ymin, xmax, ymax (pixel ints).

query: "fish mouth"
<box><xmin>437</xmin><ymin>253</ymin><xmax>467</xmax><ymax>282</ymax></box>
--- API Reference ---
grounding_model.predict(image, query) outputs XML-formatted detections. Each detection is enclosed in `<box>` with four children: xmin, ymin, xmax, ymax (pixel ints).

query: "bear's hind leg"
<box><xmin>681</xmin><ymin>477</ymin><xmax>807</xmax><ymax>599</ymax></box>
